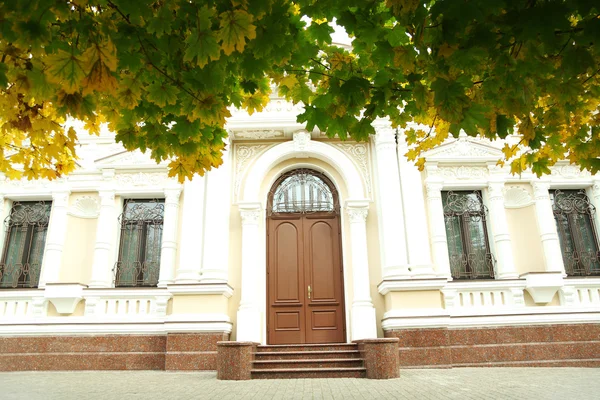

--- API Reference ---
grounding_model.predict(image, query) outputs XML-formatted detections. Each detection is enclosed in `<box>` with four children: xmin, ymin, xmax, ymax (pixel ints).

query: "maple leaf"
<box><xmin>46</xmin><ymin>49</ymin><xmax>88</xmax><ymax>93</ymax></box>
<box><xmin>219</xmin><ymin>9</ymin><xmax>257</xmax><ymax>55</ymax></box>
<box><xmin>147</xmin><ymin>82</ymin><xmax>180</xmax><ymax>107</ymax></box>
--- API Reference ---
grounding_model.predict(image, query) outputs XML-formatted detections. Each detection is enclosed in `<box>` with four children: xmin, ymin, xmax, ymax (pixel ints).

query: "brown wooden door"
<box><xmin>267</xmin><ymin>214</ymin><xmax>345</xmax><ymax>344</ymax></box>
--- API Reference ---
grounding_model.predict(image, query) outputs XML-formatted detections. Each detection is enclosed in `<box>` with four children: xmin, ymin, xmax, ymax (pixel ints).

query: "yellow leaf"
<box><xmin>82</xmin><ymin>59</ymin><xmax>118</xmax><ymax>94</ymax></box>
<box><xmin>219</xmin><ymin>10</ymin><xmax>257</xmax><ymax>55</ymax></box>
<box><xmin>438</xmin><ymin>43</ymin><xmax>458</xmax><ymax>58</ymax></box>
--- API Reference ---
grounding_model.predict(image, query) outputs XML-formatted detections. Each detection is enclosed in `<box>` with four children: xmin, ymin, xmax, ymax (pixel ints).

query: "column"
<box><xmin>176</xmin><ymin>176</ymin><xmax>206</xmax><ymax>283</ymax></box>
<box><xmin>590</xmin><ymin>180</ymin><xmax>600</xmax><ymax>231</ymax></box>
<box><xmin>89</xmin><ymin>190</ymin><xmax>117</xmax><ymax>287</ymax></box>
<box><xmin>201</xmin><ymin>152</ymin><xmax>232</xmax><ymax>282</ymax></box>
<box><xmin>158</xmin><ymin>187</ymin><xmax>182</xmax><ymax>287</ymax></box>
<box><xmin>487</xmin><ymin>180</ymin><xmax>518</xmax><ymax>279</ymax></box>
<box><xmin>372</xmin><ymin>118</ymin><xmax>409</xmax><ymax>279</ymax></box>
<box><xmin>236</xmin><ymin>202</ymin><xmax>262</xmax><ymax>342</ymax></box>
<box><xmin>346</xmin><ymin>200</ymin><xmax>377</xmax><ymax>341</ymax></box>
<box><xmin>0</xmin><ymin>194</ymin><xmax>9</xmax><ymax>257</ymax></box>
<box><xmin>532</xmin><ymin>181</ymin><xmax>566</xmax><ymax>274</ymax></box>
<box><xmin>424</xmin><ymin>179</ymin><xmax>452</xmax><ymax>278</ymax></box>
<box><xmin>39</xmin><ymin>190</ymin><xmax>70</xmax><ymax>286</ymax></box>
<box><xmin>396</xmin><ymin>130</ymin><xmax>435</xmax><ymax>276</ymax></box>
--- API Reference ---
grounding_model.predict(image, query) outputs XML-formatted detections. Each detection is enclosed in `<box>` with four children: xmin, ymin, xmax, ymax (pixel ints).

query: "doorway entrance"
<box><xmin>267</xmin><ymin>169</ymin><xmax>346</xmax><ymax>344</ymax></box>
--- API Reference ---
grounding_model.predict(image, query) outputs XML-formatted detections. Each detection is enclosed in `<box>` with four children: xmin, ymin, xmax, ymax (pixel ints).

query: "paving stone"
<box><xmin>0</xmin><ymin>368</ymin><xmax>599</xmax><ymax>399</ymax></box>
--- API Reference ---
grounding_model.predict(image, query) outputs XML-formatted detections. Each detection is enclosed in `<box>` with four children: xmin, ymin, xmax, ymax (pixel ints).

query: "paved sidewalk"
<box><xmin>0</xmin><ymin>368</ymin><xmax>598</xmax><ymax>399</ymax></box>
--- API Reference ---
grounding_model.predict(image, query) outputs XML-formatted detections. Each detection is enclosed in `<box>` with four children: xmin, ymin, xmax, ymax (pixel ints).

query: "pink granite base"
<box><xmin>0</xmin><ymin>332</ymin><xmax>229</xmax><ymax>371</ymax></box>
<box><xmin>355</xmin><ymin>338</ymin><xmax>400</xmax><ymax>379</ymax></box>
<box><xmin>217</xmin><ymin>341</ymin><xmax>258</xmax><ymax>380</ymax></box>
<box><xmin>385</xmin><ymin>323</ymin><xmax>600</xmax><ymax>368</ymax></box>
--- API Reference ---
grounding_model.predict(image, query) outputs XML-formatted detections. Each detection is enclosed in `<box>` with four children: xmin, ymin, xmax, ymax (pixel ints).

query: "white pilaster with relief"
<box><xmin>158</xmin><ymin>187</ymin><xmax>181</xmax><ymax>287</ymax></box>
<box><xmin>89</xmin><ymin>190</ymin><xmax>117</xmax><ymax>288</ymax></box>
<box><xmin>424</xmin><ymin>179</ymin><xmax>452</xmax><ymax>278</ymax></box>
<box><xmin>346</xmin><ymin>200</ymin><xmax>377</xmax><ymax>340</ymax></box>
<box><xmin>176</xmin><ymin>176</ymin><xmax>206</xmax><ymax>283</ymax></box>
<box><xmin>39</xmin><ymin>190</ymin><xmax>70</xmax><ymax>286</ymax></box>
<box><xmin>532</xmin><ymin>181</ymin><xmax>566</xmax><ymax>274</ymax></box>
<box><xmin>236</xmin><ymin>202</ymin><xmax>263</xmax><ymax>342</ymax></box>
<box><xmin>372</xmin><ymin>118</ymin><xmax>409</xmax><ymax>278</ymax></box>
<box><xmin>487</xmin><ymin>178</ymin><xmax>518</xmax><ymax>279</ymax></box>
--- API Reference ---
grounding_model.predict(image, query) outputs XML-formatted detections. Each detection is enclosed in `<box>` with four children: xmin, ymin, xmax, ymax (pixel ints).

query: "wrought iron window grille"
<box><xmin>0</xmin><ymin>201</ymin><xmax>52</xmax><ymax>289</ymax></box>
<box><xmin>443</xmin><ymin>191</ymin><xmax>496</xmax><ymax>280</ymax></box>
<box><xmin>114</xmin><ymin>199</ymin><xmax>165</xmax><ymax>287</ymax></box>
<box><xmin>268</xmin><ymin>169</ymin><xmax>339</xmax><ymax>216</ymax></box>
<box><xmin>551</xmin><ymin>189</ymin><xmax>600</xmax><ymax>276</ymax></box>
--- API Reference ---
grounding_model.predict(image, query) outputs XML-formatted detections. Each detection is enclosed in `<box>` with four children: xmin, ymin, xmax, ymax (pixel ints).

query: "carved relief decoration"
<box><xmin>234</xmin><ymin>130</ymin><xmax>285</xmax><ymax>140</ymax></box>
<box><xmin>234</xmin><ymin>143</ymin><xmax>275</xmax><ymax>197</ymax></box>
<box><xmin>115</xmin><ymin>172</ymin><xmax>172</xmax><ymax>187</ymax></box>
<box><xmin>437</xmin><ymin>166</ymin><xmax>489</xmax><ymax>180</ymax></box>
<box><xmin>95</xmin><ymin>150</ymin><xmax>168</xmax><ymax>167</ymax></box>
<box><xmin>424</xmin><ymin>137</ymin><xmax>502</xmax><ymax>159</ymax></box>
<box><xmin>331</xmin><ymin>143</ymin><xmax>373</xmax><ymax>194</ymax></box>
<box><xmin>550</xmin><ymin>165</ymin><xmax>592</xmax><ymax>179</ymax></box>
<box><xmin>68</xmin><ymin>196</ymin><xmax>100</xmax><ymax>218</ymax></box>
<box><xmin>504</xmin><ymin>186</ymin><xmax>534</xmax><ymax>208</ymax></box>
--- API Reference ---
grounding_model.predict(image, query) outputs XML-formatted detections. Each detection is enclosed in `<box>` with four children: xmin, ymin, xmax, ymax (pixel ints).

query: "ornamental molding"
<box><xmin>293</xmin><ymin>131</ymin><xmax>311</xmax><ymax>155</ymax></box>
<box><xmin>436</xmin><ymin>166</ymin><xmax>489</xmax><ymax>180</ymax></box>
<box><xmin>423</xmin><ymin>137</ymin><xmax>502</xmax><ymax>160</ymax></box>
<box><xmin>234</xmin><ymin>130</ymin><xmax>285</xmax><ymax>140</ymax></box>
<box><xmin>240</xmin><ymin>209</ymin><xmax>261</xmax><ymax>225</ymax></box>
<box><xmin>0</xmin><ymin>175</ymin><xmax>53</xmax><ymax>190</ymax></box>
<box><xmin>550</xmin><ymin>164</ymin><xmax>592</xmax><ymax>179</ymax></box>
<box><xmin>94</xmin><ymin>150</ymin><xmax>168</xmax><ymax>168</ymax></box>
<box><xmin>331</xmin><ymin>142</ymin><xmax>373</xmax><ymax>194</ymax></box>
<box><xmin>114</xmin><ymin>172</ymin><xmax>172</xmax><ymax>187</ymax></box>
<box><xmin>346</xmin><ymin>207</ymin><xmax>368</xmax><ymax>223</ymax></box>
<box><xmin>233</xmin><ymin>143</ymin><xmax>275</xmax><ymax>197</ymax></box>
<box><xmin>68</xmin><ymin>196</ymin><xmax>100</xmax><ymax>218</ymax></box>
<box><xmin>504</xmin><ymin>186</ymin><xmax>534</xmax><ymax>209</ymax></box>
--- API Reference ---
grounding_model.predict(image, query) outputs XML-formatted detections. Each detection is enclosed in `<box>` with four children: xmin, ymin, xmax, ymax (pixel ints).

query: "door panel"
<box><xmin>304</xmin><ymin>216</ymin><xmax>345</xmax><ymax>343</ymax></box>
<box><xmin>267</xmin><ymin>214</ymin><xmax>345</xmax><ymax>344</ymax></box>
<box><xmin>268</xmin><ymin>217</ymin><xmax>304</xmax><ymax>344</ymax></box>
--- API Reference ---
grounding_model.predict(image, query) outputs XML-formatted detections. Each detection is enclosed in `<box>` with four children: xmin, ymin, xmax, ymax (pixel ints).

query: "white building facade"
<box><xmin>1</xmin><ymin>91</ymin><xmax>599</xmax><ymax>371</ymax></box>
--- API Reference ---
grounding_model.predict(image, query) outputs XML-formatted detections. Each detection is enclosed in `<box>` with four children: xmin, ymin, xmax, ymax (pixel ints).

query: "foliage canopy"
<box><xmin>1</xmin><ymin>0</ymin><xmax>599</xmax><ymax>181</ymax></box>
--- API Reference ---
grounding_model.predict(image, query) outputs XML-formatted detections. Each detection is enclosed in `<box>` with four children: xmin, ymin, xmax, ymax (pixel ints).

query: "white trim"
<box><xmin>378</xmin><ymin>279</ymin><xmax>448</xmax><ymax>294</ymax></box>
<box><xmin>167</xmin><ymin>283</ymin><xmax>233</xmax><ymax>297</ymax></box>
<box><xmin>382</xmin><ymin>306</ymin><xmax>600</xmax><ymax>330</ymax></box>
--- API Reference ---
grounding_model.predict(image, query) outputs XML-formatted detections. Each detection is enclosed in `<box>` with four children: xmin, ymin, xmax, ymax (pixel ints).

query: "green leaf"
<box><xmin>147</xmin><ymin>82</ymin><xmax>180</xmax><ymax>107</ymax></box>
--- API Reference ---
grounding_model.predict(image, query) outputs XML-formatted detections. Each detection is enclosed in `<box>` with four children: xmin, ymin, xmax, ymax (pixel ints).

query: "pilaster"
<box><xmin>236</xmin><ymin>202</ymin><xmax>263</xmax><ymax>342</ymax></box>
<box><xmin>89</xmin><ymin>190</ymin><xmax>117</xmax><ymax>288</ymax></box>
<box><xmin>424</xmin><ymin>179</ymin><xmax>452</xmax><ymax>278</ymax></box>
<box><xmin>372</xmin><ymin>118</ymin><xmax>409</xmax><ymax>279</ymax></box>
<box><xmin>531</xmin><ymin>181</ymin><xmax>566</xmax><ymax>274</ymax></box>
<box><xmin>487</xmin><ymin>178</ymin><xmax>518</xmax><ymax>279</ymax></box>
<box><xmin>158</xmin><ymin>187</ymin><xmax>182</xmax><ymax>287</ymax></box>
<box><xmin>176</xmin><ymin>176</ymin><xmax>206</xmax><ymax>283</ymax></box>
<box><xmin>346</xmin><ymin>200</ymin><xmax>377</xmax><ymax>340</ymax></box>
<box><xmin>39</xmin><ymin>190</ymin><xmax>70</xmax><ymax>287</ymax></box>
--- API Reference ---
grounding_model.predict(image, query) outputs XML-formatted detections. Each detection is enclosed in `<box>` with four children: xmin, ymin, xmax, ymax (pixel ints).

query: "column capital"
<box><xmin>372</xmin><ymin>118</ymin><xmax>396</xmax><ymax>151</ymax></box>
<box><xmin>51</xmin><ymin>190</ymin><xmax>71</xmax><ymax>207</ymax></box>
<box><xmin>592</xmin><ymin>179</ymin><xmax>600</xmax><ymax>197</ymax></box>
<box><xmin>531</xmin><ymin>181</ymin><xmax>551</xmax><ymax>200</ymax></box>
<box><xmin>98</xmin><ymin>190</ymin><xmax>115</xmax><ymax>205</ymax></box>
<box><xmin>345</xmin><ymin>200</ymin><xmax>369</xmax><ymax>223</ymax></box>
<box><xmin>425</xmin><ymin>179</ymin><xmax>444</xmax><ymax>198</ymax></box>
<box><xmin>239</xmin><ymin>202</ymin><xmax>262</xmax><ymax>225</ymax></box>
<box><xmin>487</xmin><ymin>181</ymin><xmax>506</xmax><ymax>201</ymax></box>
<box><xmin>164</xmin><ymin>187</ymin><xmax>182</xmax><ymax>202</ymax></box>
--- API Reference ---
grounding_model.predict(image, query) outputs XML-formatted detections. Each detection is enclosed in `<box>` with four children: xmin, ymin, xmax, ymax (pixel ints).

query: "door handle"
<box><xmin>308</xmin><ymin>285</ymin><xmax>312</xmax><ymax>300</ymax></box>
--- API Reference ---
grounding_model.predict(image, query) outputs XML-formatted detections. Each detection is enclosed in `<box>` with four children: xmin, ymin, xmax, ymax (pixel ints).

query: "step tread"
<box><xmin>252</xmin><ymin>367</ymin><xmax>366</xmax><ymax>373</ymax></box>
<box><xmin>254</xmin><ymin>358</ymin><xmax>362</xmax><ymax>363</ymax></box>
<box><xmin>257</xmin><ymin>344</ymin><xmax>356</xmax><ymax>348</ymax></box>
<box><xmin>254</xmin><ymin>350</ymin><xmax>360</xmax><ymax>356</ymax></box>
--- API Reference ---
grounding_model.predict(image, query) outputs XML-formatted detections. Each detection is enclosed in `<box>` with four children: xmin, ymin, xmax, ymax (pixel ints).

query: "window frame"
<box><xmin>550</xmin><ymin>188</ymin><xmax>600</xmax><ymax>277</ymax></box>
<box><xmin>0</xmin><ymin>200</ymin><xmax>52</xmax><ymax>289</ymax></box>
<box><xmin>442</xmin><ymin>189</ymin><xmax>496</xmax><ymax>280</ymax></box>
<box><xmin>113</xmin><ymin>198</ymin><xmax>165</xmax><ymax>288</ymax></box>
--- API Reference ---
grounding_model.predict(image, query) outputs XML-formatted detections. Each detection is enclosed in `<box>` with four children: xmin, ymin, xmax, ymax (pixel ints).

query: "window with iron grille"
<box><xmin>442</xmin><ymin>191</ymin><xmax>495</xmax><ymax>280</ymax></box>
<box><xmin>551</xmin><ymin>189</ymin><xmax>600</xmax><ymax>276</ymax></box>
<box><xmin>114</xmin><ymin>199</ymin><xmax>164</xmax><ymax>287</ymax></box>
<box><xmin>0</xmin><ymin>201</ymin><xmax>52</xmax><ymax>288</ymax></box>
<box><xmin>268</xmin><ymin>169</ymin><xmax>338</xmax><ymax>215</ymax></box>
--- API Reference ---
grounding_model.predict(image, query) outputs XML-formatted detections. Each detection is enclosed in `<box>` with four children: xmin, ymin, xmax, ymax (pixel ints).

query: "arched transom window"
<box><xmin>269</xmin><ymin>169</ymin><xmax>338</xmax><ymax>214</ymax></box>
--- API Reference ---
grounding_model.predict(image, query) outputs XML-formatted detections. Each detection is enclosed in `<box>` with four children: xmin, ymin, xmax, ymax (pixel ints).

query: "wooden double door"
<box><xmin>267</xmin><ymin>213</ymin><xmax>346</xmax><ymax>344</ymax></box>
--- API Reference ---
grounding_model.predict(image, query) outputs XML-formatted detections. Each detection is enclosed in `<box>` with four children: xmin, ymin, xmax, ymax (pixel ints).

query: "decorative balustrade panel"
<box><xmin>83</xmin><ymin>291</ymin><xmax>170</xmax><ymax>318</ymax></box>
<box><xmin>443</xmin><ymin>283</ymin><xmax>525</xmax><ymax>310</ymax></box>
<box><xmin>0</xmin><ymin>299</ymin><xmax>34</xmax><ymax>318</ymax></box>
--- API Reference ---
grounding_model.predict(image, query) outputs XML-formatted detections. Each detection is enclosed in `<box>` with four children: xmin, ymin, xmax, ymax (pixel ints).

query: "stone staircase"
<box><xmin>251</xmin><ymin>343</ymin><xmax>366</xmax><ymax>379</ymax></box>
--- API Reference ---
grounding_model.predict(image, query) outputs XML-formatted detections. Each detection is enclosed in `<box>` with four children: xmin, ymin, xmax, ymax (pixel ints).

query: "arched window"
<box><xmin>269</xmin><ymin>169</ymin><xmax>339</xmax><ymax>214</ymax></box>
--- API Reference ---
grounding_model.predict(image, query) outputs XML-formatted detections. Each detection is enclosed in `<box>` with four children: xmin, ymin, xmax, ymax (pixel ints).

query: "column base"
<box><xmin>217</xmin><ymin>341</ymin><xmax>258</xmax><ymax>380</ymax></box>
<box><xmin>496</xmin><ymin>272</ymin><xmax>520</xmax><ymax>280</ymax></box>
<box><xmin>174</xmin><ymin>269</ymin><xmax>201</xmax><ymax>284</ymax></box>
<box><xmin>351</xmin><ymin>301</ymin><xmax>377</xmax><ymax>341</ymax></box>
<box><xmin>382</xmin><ymin>265</ymin><xmax>411</xmax><ymax>280</ymax></box>
<box><xmin>407</xmin><ymin>264</ymin><xmax>436</xmax><ymax>278</ymax></box>
<box><xmin>200</xmin><ymin>268</ymin><xmax>228</xmax><ymax>283</ymax></box>
<box><xmin>354</xmin><ymin>338</ymin><xmax>400</xmax><ymax>379</ymax></box>
<box><xmin>236</xmin><ymin>306</ymin><xmax>262</xmax><ymax>343</ymax></box>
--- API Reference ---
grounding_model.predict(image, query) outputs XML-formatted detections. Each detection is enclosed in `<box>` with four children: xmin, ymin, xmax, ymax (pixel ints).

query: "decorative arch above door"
<box><xmin>266</xmin><ymin>169</ymin><xmax>346</xmax><ymax>344</ymax></box>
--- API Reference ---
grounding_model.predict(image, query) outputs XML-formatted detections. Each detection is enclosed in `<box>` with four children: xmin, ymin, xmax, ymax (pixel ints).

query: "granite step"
<box><xmin>253</xmin><ymin>358</ymin><xmax>364</xmax><ymax>369</ymax></box>
<box><xmin>254</xmin><ymin>350</ymin><xmax>361</xmax><ymax>361</ymax></box>
<box><xmin>256</xmin><ymin>344</ymin><xmax>357</xmax><ymax>353</ymax></box>
<box><xmin>251</xmin><ymin>367</ymin><xmax>367</xmax><ymax>379</ymax></box>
